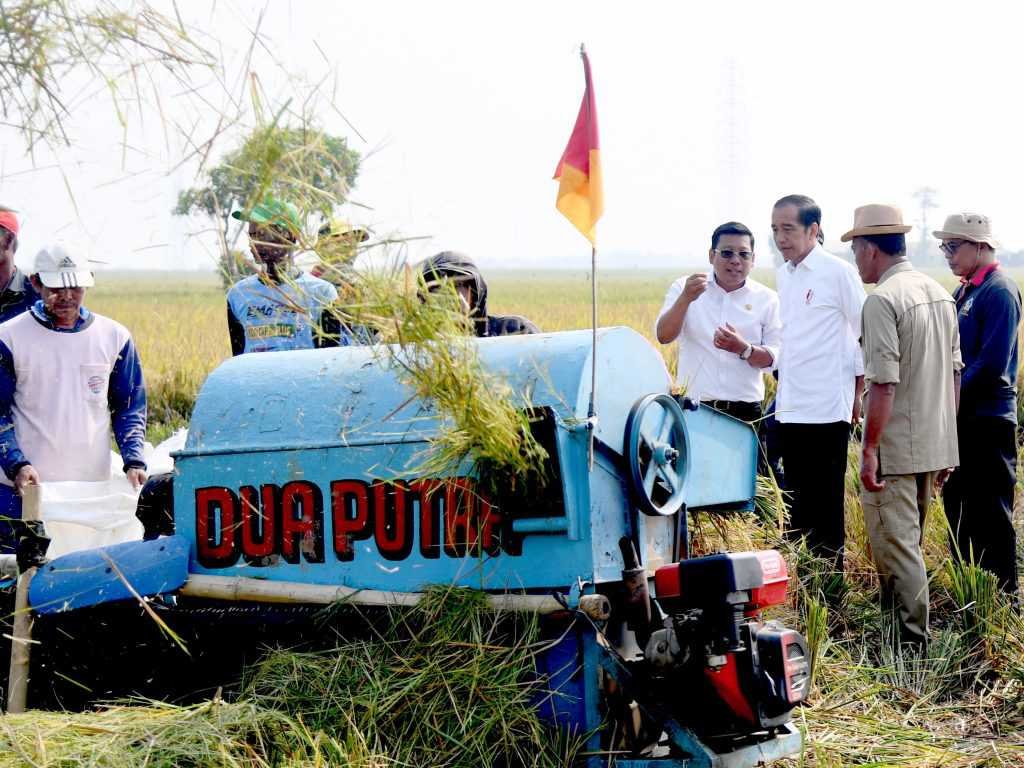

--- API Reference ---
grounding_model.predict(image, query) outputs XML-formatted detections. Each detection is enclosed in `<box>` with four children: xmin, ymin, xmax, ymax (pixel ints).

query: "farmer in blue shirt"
<box><xmin>936</xmin><ymin>213</ymin><xmax>1021</xmax><ymax>599</ymax></box>
<box><xmin>227</xmin><ymin>197</ymin><xmax>343</xmax><ymax>354</ymax></box>
<box><xmin>0</xmin><ymin>207</ymin><xmax>40</xmax><ymax>325</ymax></box>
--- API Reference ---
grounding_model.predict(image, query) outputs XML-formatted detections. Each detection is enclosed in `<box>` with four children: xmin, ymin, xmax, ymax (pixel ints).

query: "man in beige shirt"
<box><xmin>843</xmin><ymin>204</ymin><xmax>962</xmax><ymax>646</ymax></box>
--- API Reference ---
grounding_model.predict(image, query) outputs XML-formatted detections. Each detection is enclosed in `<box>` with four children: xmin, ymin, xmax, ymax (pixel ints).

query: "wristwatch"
<box><xmin>739</xmin><ymin>344</ymin><xmax>754</xmax><ymax>361</ymax></box>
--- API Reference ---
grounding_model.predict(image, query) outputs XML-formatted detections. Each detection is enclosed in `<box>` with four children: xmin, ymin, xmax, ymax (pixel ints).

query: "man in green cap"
<box><xmin>226</xmin><ymin>196</ymin><xmax>345</xmax><ymax>354</ymax></box>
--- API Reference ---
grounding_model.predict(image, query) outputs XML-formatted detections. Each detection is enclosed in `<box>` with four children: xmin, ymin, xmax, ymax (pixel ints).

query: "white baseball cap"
<box><xmin>33</xmin><ymin>243</ymin><xmax>95</xmax><ymax>288</ymax></box>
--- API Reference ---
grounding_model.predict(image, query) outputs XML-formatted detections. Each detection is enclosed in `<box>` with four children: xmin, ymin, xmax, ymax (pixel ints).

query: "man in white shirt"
<box><xmin>0</xmin><ymin>244</ymin><xmax>148</xmax><ymax>552</ymax></box>
<box><xmin>772</xmin><ymin>195</ymin><xmax>866</xmax><ymax>583</ymax></box>
<box><xmin>656</xmin><ymin>221</ymin><xmax>781</xmax><ymax>423</ymax></box>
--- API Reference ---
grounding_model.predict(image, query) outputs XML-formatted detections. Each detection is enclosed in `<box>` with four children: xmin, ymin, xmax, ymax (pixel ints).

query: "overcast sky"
<box><xmin>2</xmin><ymin>0</ymin><xmax>1024</xmax><ymax>272</ymax></box>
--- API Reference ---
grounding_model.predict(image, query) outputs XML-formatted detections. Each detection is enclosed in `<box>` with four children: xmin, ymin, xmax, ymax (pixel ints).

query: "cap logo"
<box><xmin>59</xmin><ymin>256</ymin><xmax>75</xmax><ymax>268</ymax></box>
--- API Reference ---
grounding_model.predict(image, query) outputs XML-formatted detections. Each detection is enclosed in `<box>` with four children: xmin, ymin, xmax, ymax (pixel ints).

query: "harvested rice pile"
<box><xmin>0</xmin><ymin>588</ymin><xmax>581</xmax><ymax>768</ymax></box>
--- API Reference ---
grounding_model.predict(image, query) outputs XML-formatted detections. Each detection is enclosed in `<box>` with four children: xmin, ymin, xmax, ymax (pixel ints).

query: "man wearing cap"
<box><xmin>655</xmin><ymin>221</ymin><xmax>781</xmax><ymax>424</ymax></box>
<box><xmin>227</xmin><ymin>197</ymin><xmax>344</xmax><ymax>354</ymax></box>
<box><xmin>419</xmin><ymin>252</ymin><xmax>539</xmax><ymax>336</ymax></box>
<box><xmin>0</xmin><ymin>244</ymin><xmax>147</xmax><ymax>551</ymax></box>
<box><xmin>771</xmin><ymin>194</ymin><xmax>866</xmax><ymax>586</ymax></box>
<box><xmin>0</xmin><ymin>206</ymin><xmax>40</xmax><ymax>324</ymax></box>
<box><xmin>936</xmin><ymin>213</ymin><xmax>1021</xmax><ymax>599</ymax></box>
<box><xmin>316</xmin><ymin>218</ymin><xmax>369</xmax><ymax>275</ymax></box>
<box><xmin>846</xmin><ymin>205</ymin><xmax>961</xmax><ymax>644</ymax></box>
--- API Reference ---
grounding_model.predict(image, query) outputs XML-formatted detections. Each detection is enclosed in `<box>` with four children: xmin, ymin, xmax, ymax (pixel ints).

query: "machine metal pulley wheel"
<box><xmin>623</xmin><ymin>393</ymin><xmax>690</xmax><ymax>516</ymax></box>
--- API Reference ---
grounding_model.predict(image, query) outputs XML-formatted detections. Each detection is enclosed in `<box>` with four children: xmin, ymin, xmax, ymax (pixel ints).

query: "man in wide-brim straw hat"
<box><xmin>844</xmin><ymin>204</ymin><xmax>962</xmax><ymax>645</ymax></box>
<box><xmin>935</xmin><ymin>212</ymin><xmax>1021</xmax><ymax>600</ymax></box>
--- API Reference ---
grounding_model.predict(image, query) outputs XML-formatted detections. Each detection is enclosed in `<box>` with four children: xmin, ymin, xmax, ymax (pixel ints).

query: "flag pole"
<box><xmin>552</xmin><ymin>41</ymin><xmax>601</xmax><ymax>468</ymax></box>
<box><xmin>588</xmin><ymin>241</ymin><xmax>597</xmax><ymax>469</ymax></box>
<box><xmin>581</xmin><ymin>42</ymin><xmax>597</xmax><ymax>470</ymax></box>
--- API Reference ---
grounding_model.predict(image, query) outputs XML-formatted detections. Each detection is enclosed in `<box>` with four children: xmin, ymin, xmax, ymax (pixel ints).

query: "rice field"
<box><xmin>33</xmin><ymin>266</ymin><xmax>1024</xmax><ymax>766</ymax></box>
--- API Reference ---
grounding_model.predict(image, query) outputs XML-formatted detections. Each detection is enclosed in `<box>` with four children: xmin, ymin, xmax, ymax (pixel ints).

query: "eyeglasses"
<box><xmin>714</xmin><ymin>249</ymin><xmax>753</xmax><ymax>261</ymax></box>
<box><xmin>939</xmin><ymin>240</ymin><xmax>969</xmax><ymax>257</ymax></box>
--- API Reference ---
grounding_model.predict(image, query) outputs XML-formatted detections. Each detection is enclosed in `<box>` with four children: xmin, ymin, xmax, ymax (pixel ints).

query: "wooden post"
<box><xmin>6</xmin><ymin>484</ymin><xmax>41</xmax><ymax>714</ymax></box>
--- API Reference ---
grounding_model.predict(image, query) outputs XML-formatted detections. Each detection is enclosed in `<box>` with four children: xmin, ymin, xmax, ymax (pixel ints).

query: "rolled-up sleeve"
<box><xmin>861</xmin><ymin>294</ymin><xmax>900</xmax><ymax>384</ymax></box>
<box><xmin>654</xmin><ymin>279</ymin><xmax>684</xmax><ymax>340</ymax></box>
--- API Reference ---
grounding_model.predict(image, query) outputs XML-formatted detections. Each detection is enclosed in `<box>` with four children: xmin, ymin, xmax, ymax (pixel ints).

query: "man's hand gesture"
<box><xmin>681</xmin><ymin>273</ymin><xmax>708</xmax><ymax>304</ymax></box>
<box><xmin>714</xmin><ymin>323</ymin><xmax>748</xmax><ymax>355</ymax></box>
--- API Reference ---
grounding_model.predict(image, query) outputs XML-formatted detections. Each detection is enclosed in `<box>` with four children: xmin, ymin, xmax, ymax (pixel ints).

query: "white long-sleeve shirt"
<box><xmin>656</xmin><ymin>272</ymin><xmax>782</xmax><ymax>403</ymax></box>
<box><xmin>775</xmin><ymin>245</ymin><xmax>866</xmax><ymax>424</ymax></box>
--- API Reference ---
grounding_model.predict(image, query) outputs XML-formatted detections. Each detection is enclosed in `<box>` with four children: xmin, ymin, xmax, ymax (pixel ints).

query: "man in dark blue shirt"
<box><xmin>419</xmin><ymin>252</ymin><xmax>539</xmax><ymax>337</ymax></box>
<box><xmin>0</xmin><ymin>207</ymin><xmax>40</xmax><ymax>325</ymax></box>
<box><xmin>936</xmin><ymin>213</ymin><xmax>1021</xmax><ymax>600</ymax></box>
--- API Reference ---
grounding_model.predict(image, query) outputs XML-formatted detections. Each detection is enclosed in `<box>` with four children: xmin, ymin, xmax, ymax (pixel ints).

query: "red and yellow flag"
<box><xmin>553</xmin><ymin>47</ymin><xmax>603</xmax><ymax>245</ymax></box>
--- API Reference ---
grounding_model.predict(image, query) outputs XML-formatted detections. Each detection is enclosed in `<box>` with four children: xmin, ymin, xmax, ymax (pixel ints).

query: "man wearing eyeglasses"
<box><xmin>936</xmin><ymin>213</ymin><xmax>1021</xmax><ymax>600</ymax></box>
<box><xmin>655</xmin><ymin>221</ymin><xmax>781</xmax><ymax>423</ymax></box>
<box><xmin>772</xmin><ymin>194</ymin><xmax>866</xmax><ymax>589</ymax></box>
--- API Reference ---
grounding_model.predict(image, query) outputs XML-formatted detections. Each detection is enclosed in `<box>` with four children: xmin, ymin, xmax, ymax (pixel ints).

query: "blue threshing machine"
<box><xmin>15</xmin><ymin>327</ymin><xmax>809</xmax><ymax>766</ymax></box>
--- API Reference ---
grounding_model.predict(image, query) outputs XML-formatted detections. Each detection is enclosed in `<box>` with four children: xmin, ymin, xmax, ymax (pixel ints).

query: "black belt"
<box><xmin>702</xmin><ymin>399</ymin><xmax>762</xmax><ymax>422</ymax></box>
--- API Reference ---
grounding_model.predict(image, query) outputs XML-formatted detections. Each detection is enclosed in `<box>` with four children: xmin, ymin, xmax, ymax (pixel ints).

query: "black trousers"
<box><xmin>779</xmin><ymin>421</ymin><xmax>851</xmax><ymax>572</ymax></box>
<box><xmin>943</xmin><ymin>416</ymin><xmax>1019</xmax><ymax>597</ymax></box>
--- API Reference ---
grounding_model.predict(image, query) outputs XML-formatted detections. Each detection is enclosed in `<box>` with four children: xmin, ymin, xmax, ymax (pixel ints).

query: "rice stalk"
<box><xmin>0</xmin><ymin>0</ymin><xmax>213</xmax><ymax>149</ymax></box>
<box><xmin>344</xmin><ymin>262</ymin><xmax>549</xmax><ymax>482</ymax></box>
<box><xmin>245</xmin><ymin>586</ymin><xmax>583</xmax><ymax>768</ymax></box>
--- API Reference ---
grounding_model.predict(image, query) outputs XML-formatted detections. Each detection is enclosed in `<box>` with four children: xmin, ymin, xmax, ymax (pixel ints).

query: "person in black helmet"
<box><xmin>419</xmin><ymin>251</ymin><xmax>539</xmax><ymax>337</ymax></box>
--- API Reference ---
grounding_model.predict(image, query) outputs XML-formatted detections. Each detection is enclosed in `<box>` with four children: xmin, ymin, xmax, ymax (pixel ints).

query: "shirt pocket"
<box><xmin>806</xmin><ymin>285</ymin><xmax>840</xmax><ymax>313</ymax></box>
<box><xmin>80</xmin><ymin>364</ymin><xmax>111</xmax><ymax>408</ymax></box>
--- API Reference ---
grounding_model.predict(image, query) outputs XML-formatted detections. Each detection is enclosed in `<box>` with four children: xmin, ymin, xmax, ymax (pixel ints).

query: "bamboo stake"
<box><xmin>7</xmin><ymin>483</ymin><xmax>41</xmax><ymax>714</ymax></box>
<box><xmin>180</xmin><ymin>574</ymin><xmax>610</xmax><ymax>617</ymax></box>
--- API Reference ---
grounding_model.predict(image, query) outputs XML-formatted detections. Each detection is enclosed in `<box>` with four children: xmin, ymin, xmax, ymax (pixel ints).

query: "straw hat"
<box><xmin>932</xmin><ymin>212</ymin><xmax>999</xmax><ymax>248</ymax></box>
<box><xmin>840</xmin><ymin>204</ymin><xmax>912</xmax><ymax>242</ymax></box>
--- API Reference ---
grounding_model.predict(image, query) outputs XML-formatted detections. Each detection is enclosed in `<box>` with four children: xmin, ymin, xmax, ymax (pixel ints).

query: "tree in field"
<box><xmin>173</xmin><ymin>124</ymin><xmax>361</xmax><ymax>285</ymax></box>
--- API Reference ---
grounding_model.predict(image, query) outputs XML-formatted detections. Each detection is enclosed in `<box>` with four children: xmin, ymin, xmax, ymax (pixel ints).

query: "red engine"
<box><xmin>650</xmin><ymin>551</ymin><xmax>810</xmax><ymax>730</ymax></box>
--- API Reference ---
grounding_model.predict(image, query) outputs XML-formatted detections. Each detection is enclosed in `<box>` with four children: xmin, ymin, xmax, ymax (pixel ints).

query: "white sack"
<box><xmin>39</xmin><ymin>429</ymin><xmax>187</xmax><ymax>559</ymax></box>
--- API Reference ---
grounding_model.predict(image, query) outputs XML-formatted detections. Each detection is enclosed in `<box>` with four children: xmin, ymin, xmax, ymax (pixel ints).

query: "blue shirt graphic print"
<box><xmin>227</xmin><ymin>272</ymin><xmax>338</xmax><ymax>353</ymax></box>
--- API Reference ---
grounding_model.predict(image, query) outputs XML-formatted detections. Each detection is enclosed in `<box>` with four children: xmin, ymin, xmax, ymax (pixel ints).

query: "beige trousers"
<box><xmin>861</xmin><ymin>472</ymin><xmax>935</xmax><ymax>640</ymax></box>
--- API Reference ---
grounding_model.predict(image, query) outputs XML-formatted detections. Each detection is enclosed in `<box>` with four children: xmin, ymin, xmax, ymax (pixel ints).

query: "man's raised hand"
<box><xmin>681</xmin><ymin>273</ymin><xmax>708</xmax><ymax>303</ymax></box>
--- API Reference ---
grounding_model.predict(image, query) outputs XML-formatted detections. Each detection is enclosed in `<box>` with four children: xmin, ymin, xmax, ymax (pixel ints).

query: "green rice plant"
<box><xmin>0</xmin><ymin>588</ymin><xmax>582</xmax><ymax>767</ymax></box>
<box><xmin>876</xmin><ymin>623</ymin><xmax>973</xmax><ymax>701</ymax></box>
<box><xmin>802</xmin><ymin>595</ymin><xmax>829</xmax><ymax>693</ymax></box>
<box><xmin>245</xmin><ymin>586</ymin><xmax>583</xmax><ymax>768</ymax></box>
<box><xmin>346</xmin><ymin>262</ymin><xmax>548</xmax><ymax>482</ymax></box>
<box><xmin>754</xmin><ymin>470</ymin><xmax>789</xmax><ymax>538</ymax></box>
<box><xmin>940</xmin><ymin>556</ymin><xmax>1010</xmax><ymax>653</ymax></box>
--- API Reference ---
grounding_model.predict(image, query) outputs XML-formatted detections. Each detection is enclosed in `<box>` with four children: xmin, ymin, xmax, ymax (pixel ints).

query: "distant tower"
<box><xmin>912</xmin><ymin>187</ymin><xmax>939</xmax><ymax>264</ymax></box>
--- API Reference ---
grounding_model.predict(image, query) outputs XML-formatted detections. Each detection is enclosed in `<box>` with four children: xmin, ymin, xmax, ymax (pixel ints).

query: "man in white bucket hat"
<box><xmin>935</xmin><ymin>213</ymin><xmax>1021</xmax><ymax>600</ymax></box>
<box><xmin>845</xmin><ymin>204</ymin><xmax>962</xmax><ymax>644</ymax></box>
<box><xmin>0</xmin><ymin>243</ymin><xmax>148</xmax><ymax>552</ymax></box>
